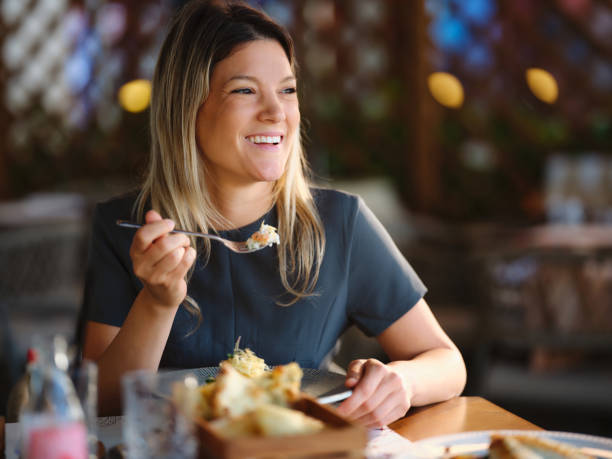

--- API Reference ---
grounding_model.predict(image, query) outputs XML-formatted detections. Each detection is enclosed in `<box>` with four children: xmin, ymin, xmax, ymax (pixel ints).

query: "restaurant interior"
<box><xmin>1</xmin><ymin>0</ymin><xmax>611</xmax><ymax>445</ymax></box>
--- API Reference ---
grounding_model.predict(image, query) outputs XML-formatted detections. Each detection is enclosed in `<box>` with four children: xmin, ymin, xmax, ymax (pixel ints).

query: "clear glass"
<box><xmin>122</xmin><ymin>369</ymin><xmax>198</xmax><ymax>459</ymax></box>
<box><xmin>70</xmin><ymin>360</ymin><xmax>98</xmax><ymax>459</ymax></box>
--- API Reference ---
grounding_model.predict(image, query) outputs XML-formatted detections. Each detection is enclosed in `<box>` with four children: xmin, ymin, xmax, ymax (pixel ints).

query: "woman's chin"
<box><xmin>255</xmin><ymin>172</ymin><xmax>283</xmax><ymax>183</ymax></box>
<box><xmin>250</xmin><ymin>164</ymin><xmax>286</xmax><ymax>183</ymax></box>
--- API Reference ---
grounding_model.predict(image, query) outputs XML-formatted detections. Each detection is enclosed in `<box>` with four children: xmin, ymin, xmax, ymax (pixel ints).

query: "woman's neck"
<box><xmin>211</xmin><ymin>182</ymin><xmax>275</xmax><ymax>230</ymax></box>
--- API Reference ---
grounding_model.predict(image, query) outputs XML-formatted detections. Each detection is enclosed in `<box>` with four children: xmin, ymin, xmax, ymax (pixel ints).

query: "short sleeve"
<box><xmin>346</xmin><ymin>197</ymin><xmax>427</xmax><ymax>337</ymax></box>
<box><xmin>82</xmin><ymin>202</ymin><xmax>140</xmax><ymax>327</ymax></box>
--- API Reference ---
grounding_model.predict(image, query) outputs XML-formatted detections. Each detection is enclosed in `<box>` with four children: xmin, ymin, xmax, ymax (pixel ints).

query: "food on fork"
<box><xmin>246</xmin><ymin>221</ymin><xmax>280</xmax><ymax>250</ymax></box>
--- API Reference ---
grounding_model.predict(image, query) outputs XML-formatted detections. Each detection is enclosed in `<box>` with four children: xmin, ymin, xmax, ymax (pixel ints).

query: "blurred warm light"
<box><xmin>526</xmin><ymin>68</ymin><xmax>558</xmax><ymax>104</ymax></box>
<box><xmin>118</xmin><ymin>79</ymin><xmax>151</xmax><ymax>113</ymax></box>
<box><xmin>427</xmin><ymin>72</ymin><xmax>464</xmax><ymax>108</ymax></box>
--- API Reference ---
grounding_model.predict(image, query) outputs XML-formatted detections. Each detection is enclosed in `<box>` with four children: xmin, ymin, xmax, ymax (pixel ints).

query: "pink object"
<box><xmin>27</xmin><ymin>422</ymin><xmax>87</xmax><ymax>459</ymax></box>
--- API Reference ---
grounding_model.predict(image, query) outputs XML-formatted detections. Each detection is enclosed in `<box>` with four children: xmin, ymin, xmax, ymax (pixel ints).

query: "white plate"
<box><xmin>412</xmin><ymin>430</ymin><xmax>612</xmax><ymax>458</ymax></box>
<box><xmin>165</xmin><ymin>367</ymin><xmax>352</xmax><ymax>404</ymax></box>
<box><xmin>301</xmin><ymin>368</ymin><xmax>353</xmax><ymax>404</ymax></box>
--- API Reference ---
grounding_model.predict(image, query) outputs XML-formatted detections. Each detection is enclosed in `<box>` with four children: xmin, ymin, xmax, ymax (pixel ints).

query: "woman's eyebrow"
<box><xmin>224</xmin><ymin>74</ymin><xmax>296</xmax><ymax>85</ymax></box>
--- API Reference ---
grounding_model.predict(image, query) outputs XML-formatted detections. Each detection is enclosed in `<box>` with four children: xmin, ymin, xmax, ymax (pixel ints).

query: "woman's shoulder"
<box><xmin>93</xmin><ymin>189</ymin><xmax>141</xmax><ymax>223</ymax></box>
<box><xmin>87</xmin><ymin>191</ymin><xmax>141</xmax><ymax>255</ymax></box>
<box><xmin>96</xmin><ymin>190</ymin><xmax>139</xmax><ymax>218</ymax></box>
<box><xmin>311</xmin><ymin>186</ymin><xmax>361</xmax><ymax>214</ymax></box>
<box><xmin>310</xmin><ymin>187</ymin><xmax>364</xmax><ymax>235</ymax></box>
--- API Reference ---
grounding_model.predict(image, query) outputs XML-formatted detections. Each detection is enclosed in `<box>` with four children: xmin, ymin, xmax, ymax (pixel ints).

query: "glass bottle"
<box><xmin>19</xmin><ymin>335</ymin><xmax>88</xmax><ymax>459</ymax></box>
<box><xmin>5</xmin><ymin>348</ymin><xmax>38</xmax><ymax>423</ymax></box>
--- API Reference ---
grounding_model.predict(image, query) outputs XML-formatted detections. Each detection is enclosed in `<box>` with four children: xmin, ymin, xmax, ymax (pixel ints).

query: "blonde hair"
<box><xmin>135</xmin><ymin>0</ymin><xmax>325</xmax><ymax>322</ymax></box>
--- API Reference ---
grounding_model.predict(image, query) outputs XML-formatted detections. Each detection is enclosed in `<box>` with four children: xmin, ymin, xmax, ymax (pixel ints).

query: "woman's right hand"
<box><xmin>129</xmin><ymin>210</ymin><xmax>197</xmax><ymax>309</ymax></box>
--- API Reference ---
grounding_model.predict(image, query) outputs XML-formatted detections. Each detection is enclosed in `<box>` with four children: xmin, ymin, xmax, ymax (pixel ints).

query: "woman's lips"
<box><xmin>245</xmin><ymin>134</ymin><xmax>283</xmax><ymax>145</ymax></box>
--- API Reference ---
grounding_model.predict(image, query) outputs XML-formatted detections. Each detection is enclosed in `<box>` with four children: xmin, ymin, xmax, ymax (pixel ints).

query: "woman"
<box><xmin>83</xmin><ymin>0</ymin><xmax>466</xmax><ymax>426</ymax></box>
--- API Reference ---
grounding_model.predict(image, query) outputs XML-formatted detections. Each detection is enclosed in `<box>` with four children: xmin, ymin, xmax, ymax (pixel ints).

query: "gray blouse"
<box><xmin>83</xmin><ymin>188</ymin><xmax>427</xmax><ymax>369</ymax></box>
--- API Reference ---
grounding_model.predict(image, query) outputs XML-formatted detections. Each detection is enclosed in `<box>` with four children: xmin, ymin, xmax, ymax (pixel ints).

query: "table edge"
<box><xmin>389</xmin><ymin>396</ymin><xmax>542</xmax><ymax>441</ymax></box>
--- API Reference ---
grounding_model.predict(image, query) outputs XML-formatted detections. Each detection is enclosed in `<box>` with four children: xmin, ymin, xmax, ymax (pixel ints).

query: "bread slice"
<box><xmin>489</xmin><ymin>435</ymin><xmax>594</xmax><ymax>459</ymax></box>
<box><xmin>256</xmin><ymin>362</ymin><xmax>303</xmax><ymax>405</ymax></box>
<box><xmin>212</xmin><ymin>362</ymin><xmax>265</xmax><ymax>418</ymax></box>
<box><xmin>251</xmin><ymin>404</ymin><xmax>325</xmax><ymax>437</ymax></box>
<box><xmin>197</xmin><ymin>380</ymin><xmax>216</xmax><ymax>420</ymax></box>
<box><xmin>210</xmin><ymin>361</ymin><xmax>305</xmax><ymax>419</ymax></box>
<box><xmin>210</xmin><ymin>414</ymin><xmax>258</xmax><ymax>439</ymax></box>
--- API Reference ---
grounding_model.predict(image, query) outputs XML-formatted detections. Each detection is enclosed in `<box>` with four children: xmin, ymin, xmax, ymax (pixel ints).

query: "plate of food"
<box><xmin>167</xmin><ymin>343</ymin><xmax>352</xmax><ymax>405</ymax></box>
<box><xmin>166</xmin><ymin>341</ymin><xmax>366</xmax><ymax>459</ymax></box>
<box><xmin>175</xmin><ymin>367</ymin><xmax>351</xmax><ymax>404</ymax></box>
<box><xmin>411</xmin><ymin>430</ymin><xmax>612</xmax><ymax>458</ymax></box>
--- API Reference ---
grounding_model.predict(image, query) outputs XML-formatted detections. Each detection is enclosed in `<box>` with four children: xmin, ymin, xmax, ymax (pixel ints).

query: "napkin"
<box><xmin>367</xmin><ymin>426</ymin><xmax>414</xmax><ymax>458</ymax></box>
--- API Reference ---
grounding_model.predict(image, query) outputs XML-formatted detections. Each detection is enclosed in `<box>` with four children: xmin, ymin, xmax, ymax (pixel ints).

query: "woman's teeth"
<box><xmin>246</xmin><ymin>135</ymin><xmax>281</xmax><ymax>145</ymax></box>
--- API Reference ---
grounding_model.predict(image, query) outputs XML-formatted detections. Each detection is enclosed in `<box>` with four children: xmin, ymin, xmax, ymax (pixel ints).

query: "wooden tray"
<box><xmin>195</xmin><ymin>396</ymin><xmax>367</xmax><ymax>458</ymax></box>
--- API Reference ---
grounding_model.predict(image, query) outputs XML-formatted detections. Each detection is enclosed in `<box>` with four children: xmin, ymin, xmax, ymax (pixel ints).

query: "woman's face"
<box><xmin>196</xmin><ymin>39</ymin><xmax>299</xmax><ymax>189</ymax></box>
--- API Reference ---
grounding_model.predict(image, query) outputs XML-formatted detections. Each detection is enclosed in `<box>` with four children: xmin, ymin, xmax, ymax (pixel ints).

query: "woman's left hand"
<box><xmin>335</xmin><ymin>358</ymin><xmax>412</xmax><ymax>428</ymax></box>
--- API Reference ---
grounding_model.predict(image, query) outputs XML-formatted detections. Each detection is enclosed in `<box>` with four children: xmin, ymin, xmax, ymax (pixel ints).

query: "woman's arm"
<box><xmin>336</xmin><ymin>298</ymin><xmax>466</xmax><ymax>428</ymax></box>
<box><xmin>83</xmin><ymin>210</ymin><xmax>196</xmax><ymax>415</ymax></box>
<box><xmin>83</xmin><ymin>291</ymin><xmax>179</xmax><ymax>415</ymax></box>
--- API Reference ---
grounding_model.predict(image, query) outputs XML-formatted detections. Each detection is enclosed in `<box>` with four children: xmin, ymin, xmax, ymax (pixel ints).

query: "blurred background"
<box><xmin>1</xmin><ymin>0</ymin><xmax>611</xmax><ymax>435</ymax></box>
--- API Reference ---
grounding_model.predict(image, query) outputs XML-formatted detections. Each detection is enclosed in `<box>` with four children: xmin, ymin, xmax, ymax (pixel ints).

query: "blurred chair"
<box><xmin>0</xmin><ymin>194</ymin><xmax>90</xmax><ymax>365</ymax></box>
<box><xmin>364</xmin><ymin>213</ymin><xmax>612</xmax><ymax>436</ymax></box>
<box><xmin>474</xmin><ymin>232</ymin><xmax>612</xmax><ymax>435</ymax></box>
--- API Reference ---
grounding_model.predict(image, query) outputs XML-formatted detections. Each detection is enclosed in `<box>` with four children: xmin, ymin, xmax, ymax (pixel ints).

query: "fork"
<box><xmin>116</xmin><ymin>220</ymin><xmax>260</xmax><ymax>253</ymax></box>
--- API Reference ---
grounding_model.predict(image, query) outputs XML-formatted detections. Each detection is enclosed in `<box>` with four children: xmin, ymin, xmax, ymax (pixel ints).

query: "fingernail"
<box><xmin>164</xmin><ymin>219</ymin><xmax>175</xmax><ymax>229</ymax></box>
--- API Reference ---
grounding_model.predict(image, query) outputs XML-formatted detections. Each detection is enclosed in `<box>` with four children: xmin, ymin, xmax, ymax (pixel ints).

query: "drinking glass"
<box><xmin>70</xmin><ymin>360</ymin><xmax>98</xmax><ymax>459</ymax></box>
<box><xmin>122</xmin><ymin>369</ymin><xmax>199</xmax><ymax>459</ymax></box>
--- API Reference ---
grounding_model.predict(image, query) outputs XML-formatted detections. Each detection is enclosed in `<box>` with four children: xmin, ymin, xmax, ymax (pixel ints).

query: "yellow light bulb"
<box><xmin>118</xmin><ymin>79</ymin><xmax>152</xmax><ymax>113</ymax></box>
<box><xmin>427</xmin><ymin>72</ymin><xmax>464</xmax><ymax>109</ymax></box>
<box><xmin>526</xmin><ymin>68</ymin><xmax>558</xmax><ymax>104</ymax></box>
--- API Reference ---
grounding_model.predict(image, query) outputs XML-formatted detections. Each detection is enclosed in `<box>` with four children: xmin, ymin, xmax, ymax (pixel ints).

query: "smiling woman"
<box><xmin>195</xmin><ymin>39</ymin><xmax>300</xmax><ymax>187</ymax></box>
<box><xmin>81</xmin><ymin>0</ymin><xmax>466</xmax><ymax>428</ymax></box>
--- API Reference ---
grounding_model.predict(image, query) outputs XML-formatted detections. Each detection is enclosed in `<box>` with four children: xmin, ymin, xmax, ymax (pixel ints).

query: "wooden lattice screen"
<box><xmin>1</xmin><ymin>0</ymin><xmax>611</xmax><ymax>222</ymax></box>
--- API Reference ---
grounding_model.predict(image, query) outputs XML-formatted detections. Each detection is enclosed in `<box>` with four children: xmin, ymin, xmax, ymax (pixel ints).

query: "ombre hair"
<box><xmin>135</xmin><ymin>0</ymin><xmax>325</xmax><ymax>321</ymax></box>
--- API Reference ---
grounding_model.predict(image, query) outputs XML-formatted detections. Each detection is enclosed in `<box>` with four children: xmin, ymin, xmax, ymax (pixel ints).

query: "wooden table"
<box><xmin>1</xmin><ymin>396</ymin><xmax>540</xmax><ymax>458</ymax></box>
<box><xmin>390</xmin><ymin>396</ymin><xmax>541</xmax><ymax>441</ymax></box>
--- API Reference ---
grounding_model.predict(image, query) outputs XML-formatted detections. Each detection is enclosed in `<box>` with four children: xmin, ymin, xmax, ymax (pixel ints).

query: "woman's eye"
<box><xmin>231</xmin><ymin>88</ymin><xmax>254</xmax><ymax>94</ymax></box>
<box><xmin>282</xmin><ymin>87</ymin><xmax>297</xmax><ymax>94</ymax></box>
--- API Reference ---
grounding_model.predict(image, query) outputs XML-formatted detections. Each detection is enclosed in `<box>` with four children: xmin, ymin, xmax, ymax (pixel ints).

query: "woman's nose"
<box><xmin>258</xmin><ymin>93</ymin><xmax>286</xmax><ymax>123</ymax></box>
